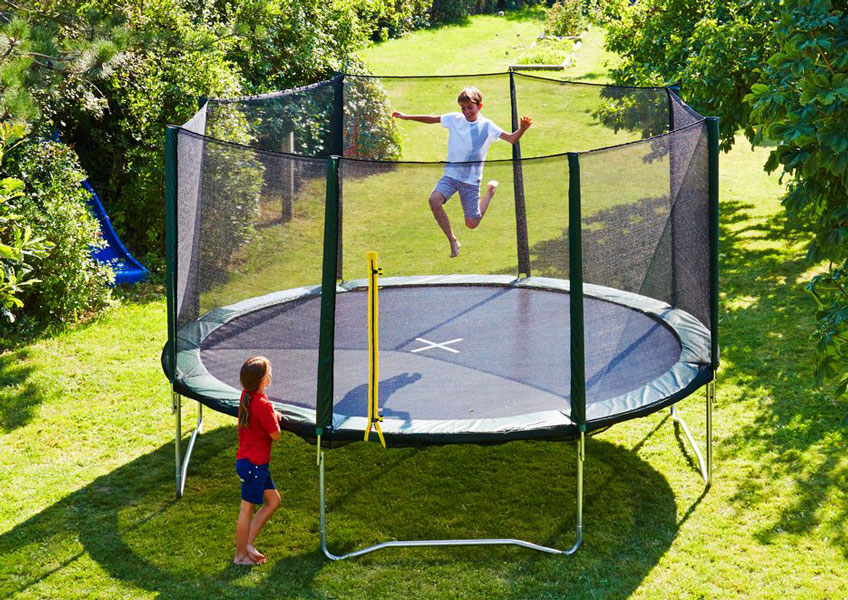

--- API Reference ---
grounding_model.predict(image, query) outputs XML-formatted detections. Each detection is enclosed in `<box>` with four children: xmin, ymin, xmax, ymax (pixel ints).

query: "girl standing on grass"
<box><xmin>234</xmin><ymin>356</ymin><xmax>282</xmax><ymax>565</ymax></box>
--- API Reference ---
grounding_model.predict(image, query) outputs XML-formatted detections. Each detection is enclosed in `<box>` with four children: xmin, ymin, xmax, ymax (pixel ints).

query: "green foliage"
<box><xmin>345</xmin><ymin>0</ymin><xmax>433</xmax><ymax>41</ymax></box>
<box><xmin>9</xmin><ymin>140</ymin><xmax>113</xmax><ymax>323</ymax></box>
<box><xmin>0</xmin><ymin>8</ymin><xmax>126</xmax><ymax>125</ymax></box>
<box><xmin>544</xmin><ymin>0</ymin><xmax>584</xmax><ymax>37</ymax></box>
<box><xmin>603</xmin><ymin>0</ymin><xmax>779</xmax><ymax>151</ymax></box>
<box><xmin>344</xmin><ymin>65</ymin><xmax>403</xmax><ymax>160</ymax></box>
<box><xmin>809</xmin><ymin>259</ymin><xmax>848</xmax><ymax>396</ymax></box>
<box><xmin>0</xmin><ymin>123</ymin><xmax>52</xmax><ymax>322</ymax></box>
<box><xmin>606</xmin><ymin>0</ymin><xmax>848</xmax><ymax>393</ymax></box>
<box><xmin>746</xmin><ymin>0</ymin><xmax>848</xmax><ymax>396</ymax></box>
<box><xmin>47</xmin><ymin>0</ymin><xmax>374</xmax><ymax>259</ymax></box>
<box><xmin>222</xmin><ymin>0</ymin><xmax>368</xmax><ymax>93</ymax></box>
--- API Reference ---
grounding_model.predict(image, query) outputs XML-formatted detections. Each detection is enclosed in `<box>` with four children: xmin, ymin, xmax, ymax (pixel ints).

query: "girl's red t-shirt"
<box><xmin>236</xmin><ymin>392</ymin><xmax>280</xmax><ymax>465</ymax></box>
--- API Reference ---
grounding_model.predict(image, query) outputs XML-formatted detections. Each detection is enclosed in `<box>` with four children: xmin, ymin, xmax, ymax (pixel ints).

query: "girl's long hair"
<box><xmin>238</xmin><ymin>356</ymin><xmax>270</xmax><ymax>428</ymax></box>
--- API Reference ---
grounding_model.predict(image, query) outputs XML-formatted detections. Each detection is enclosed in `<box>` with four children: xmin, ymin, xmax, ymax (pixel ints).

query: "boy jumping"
<box><xmin>392</xmin><ymin>86</ymin><xmax>532</xmax><ymax>257</ymax></box>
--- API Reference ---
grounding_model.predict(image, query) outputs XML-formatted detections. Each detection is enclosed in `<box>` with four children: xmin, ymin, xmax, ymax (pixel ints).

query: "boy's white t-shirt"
<box><xmin>440</xmin><ymin>112</ymin><xmax>504</xmax><ymax>184</ymax></box>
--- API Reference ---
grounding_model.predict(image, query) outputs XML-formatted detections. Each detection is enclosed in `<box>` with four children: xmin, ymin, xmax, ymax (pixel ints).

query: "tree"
<box><xmin>747</xmin><ymin>0</ymin><xmax>848</xmax><ymax>396</ymax></box>
<box><xmin>603</xmin><ymin>0</ymin><xmax>848</xmax><ymax>395</ymax></box>
<box><xmin>603</xmin><ymin>0</ymin><xmax>779</xmax><ymax>150</ymax></box>
<box><xmin>0</xmin><ymin>2</ymin><xmax>125</xmax><ymax>127</ymax></box>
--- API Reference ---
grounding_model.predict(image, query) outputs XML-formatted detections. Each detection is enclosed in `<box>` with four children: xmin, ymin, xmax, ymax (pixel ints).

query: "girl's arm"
<box><xmin>392</xmin><ymin>112</ymin><xmax>440</xmax><ymax>124</ymax></box>
<box><xmin>500</xmin><ymin>115</ymin><xmax>533</xmax><ymax>144</ymax></box>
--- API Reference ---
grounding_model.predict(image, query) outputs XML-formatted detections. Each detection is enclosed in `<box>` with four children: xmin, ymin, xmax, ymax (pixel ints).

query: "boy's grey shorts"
<box><xmin>432</xmin><ymin>176</ymin><xmax>481</xmax><ymax>220</ymax></box>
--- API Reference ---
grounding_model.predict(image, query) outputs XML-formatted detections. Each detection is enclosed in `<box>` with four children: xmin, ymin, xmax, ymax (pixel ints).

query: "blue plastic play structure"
<box><xmin>82</xmin><ymin>179</ymin><xmax>149</xmax><ymax>284</ymax></box>
<box><xmin>51</xmin><ymin>132</ymin><xmax>148</xmax><ymax>284</ymax></box>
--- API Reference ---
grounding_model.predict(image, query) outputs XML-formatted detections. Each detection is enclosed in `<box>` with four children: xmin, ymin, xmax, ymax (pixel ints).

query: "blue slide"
<box><xmin>82</xmin><ymin>179</ymin><xmax>149</xmax><ymax>284</ymax></box>
<box><xmin>51</xmin><ymin>132</ymin><xmax>148</xmax><ymax>284</ymax></box>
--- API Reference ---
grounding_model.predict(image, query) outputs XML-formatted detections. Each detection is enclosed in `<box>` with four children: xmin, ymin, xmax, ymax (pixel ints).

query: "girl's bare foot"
<box><xmin>450</xmin><ymin>238</ymin><xmax>461</xmax><ymax>258</ymax></box>
<box><xmin>233</xmin><ymin>554</ymin><xmax>259</xmax><ymax>565</ymax></box>
<box><xmin>247</xmin><ymin>544</ymin><xmax>266</xmax><ymax>563</ymax></box>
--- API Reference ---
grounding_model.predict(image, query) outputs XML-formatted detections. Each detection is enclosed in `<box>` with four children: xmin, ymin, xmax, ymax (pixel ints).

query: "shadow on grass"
<box><xmin>0</xmin><ymin>421</ymin><xmax>692</xmax><ymax>599</ymax></box>
<box><xmin>0</xmin><ymin>348</ymin><xmax>46</xmax><ymax>432</ymax></box>
<box><xmin>571</xmin><ymin>70</ymin><xmax>607</xmax><ymax>82</ymax></box>
<box><xmin>717</xmin><ymin>198</ymin><xmax>848</xmax><ymax>557</ymax></box>
<box><xmin>502</xmin><ymin>6</ymin><xmax>546</xmax><ymax>24</ymax></box>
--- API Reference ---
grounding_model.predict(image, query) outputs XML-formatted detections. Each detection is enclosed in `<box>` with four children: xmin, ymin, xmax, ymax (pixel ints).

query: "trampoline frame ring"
<box><xmin>170</xmin><ymin>275</ymin><xmax>711</xmax><ymax>444</ymax></box>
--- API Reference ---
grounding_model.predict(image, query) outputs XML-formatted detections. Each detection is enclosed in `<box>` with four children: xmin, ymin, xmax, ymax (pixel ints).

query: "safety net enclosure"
<box><xmin>163</xmin><ymin>72</ymin><xmax>718</xmax><ymax>448</ymax></box>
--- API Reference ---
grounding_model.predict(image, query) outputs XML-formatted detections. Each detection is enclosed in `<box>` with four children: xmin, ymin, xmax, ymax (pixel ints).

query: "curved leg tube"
<box><xmin>669</xmin><ymin>380</ymin><xmax>714</xmax><ymax>486</ymax></box>
<box><xmin>318</xmin><ymin>433</ymin><xmax>584</xmax><ymax>560</ymax></box>
<box><xmin>174</xmin><ymin>393</ymin><xmax>203</xmax><ymax>499</ymax></box>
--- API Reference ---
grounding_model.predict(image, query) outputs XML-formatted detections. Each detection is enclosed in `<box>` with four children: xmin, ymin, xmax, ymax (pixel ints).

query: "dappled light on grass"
<box><xmin>717</xmin><ymin>191</ymin><xmax>848</xmax><ymax>560</ymax></box>
<box><xmin>0</xmin><ymin>349</ymin><xmax>45</xmax><ymax>432</ymax></box>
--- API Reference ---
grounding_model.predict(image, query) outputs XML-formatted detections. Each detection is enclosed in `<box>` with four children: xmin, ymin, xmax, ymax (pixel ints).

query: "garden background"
<box><xmin>1</xmin><ymin>2</ymin><xmax>847</xmax><ymax>598</ymax></box>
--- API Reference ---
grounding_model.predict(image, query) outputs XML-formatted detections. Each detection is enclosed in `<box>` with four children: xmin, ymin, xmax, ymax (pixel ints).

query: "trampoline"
<box><xmin>163</xmin><ymin>71</ymin><xmax>719</xmax><ymax>558</ymax></box>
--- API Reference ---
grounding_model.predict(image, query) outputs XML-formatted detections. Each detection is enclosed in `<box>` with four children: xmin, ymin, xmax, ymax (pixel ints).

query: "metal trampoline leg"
<box><xmin>318</xmin><ymin>450</ymin><xmax>337</xmax><ymax>560</ymax></box>
<box><xmin>669</xmin><ymin>380</ymin><xmax>715</xmax><ymax>486</ymax></box>
<box><xmin>317</xmin><ymin>433</ymin><xmax>585</xmax><ymax>560</ymax></box>
<box><xmin>706</xmin><ymin>379</ymin><xmax>714</xmax><ymax>487</ymax></box>
<box><xmin>570</xmin><ymin>431</ymin><xmax>585</xmax><ymax>553</ymax></box>
<box><xmin>174</xmin><ymin>393</ymin><xmax>203</xmax><ymax>499</ymax></box>
<box><xmin>174</xmin><ymin>392</ymin><xmax>181</xmax><ymax>498</ymax></box>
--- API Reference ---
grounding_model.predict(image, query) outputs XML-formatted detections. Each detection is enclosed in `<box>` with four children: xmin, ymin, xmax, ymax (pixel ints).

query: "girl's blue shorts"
<box><xmin>236</xmin><ymin>458</ymin><xmax>276</xmax><ymax>505</ymax></box>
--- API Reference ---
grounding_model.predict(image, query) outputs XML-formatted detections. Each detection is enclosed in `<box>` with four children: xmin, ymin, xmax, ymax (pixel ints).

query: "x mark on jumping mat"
<box><xmin>410</xmin><ymin>337</ymin><xmax>463</xmax><ymax>354</ymax></box>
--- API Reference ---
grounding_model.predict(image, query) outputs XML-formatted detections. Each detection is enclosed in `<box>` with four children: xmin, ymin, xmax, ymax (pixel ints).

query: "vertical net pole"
<box><xmin>509</xmin><ymin>71</ymin><xmax>531</xmax><ymax>276</ymax></box>
<box><xmin>706</xmin><ymin>117</ymin><xmax>720</xmax><ymax>371</ymax></box>
<box><xmin>317</xmin><ymin>156</ymin><xmax>340</xmax><ymax>436</ymax></box>
<box><xmin>567</xmin><ymin>152</ymin><xmax>586</xmax><ymax>549</ymax></box>
<box><xmin>164</xmin><ymin>125</ymin><xmax>181</xmax><ymax>497</ymax></box>
<box><xmin>567</xmin><ymin>152</ymin><xmax>586</xmax><ymax>429</ymax></box>
<box><xmin>165</xmin><ymin>126</ymin><xmax>178</xmax><ymax>390</ymax></box>
<box><xmin>333</xmin><ymin>74</ymin><xmax>345</xmax><ymax>280</ymax></box>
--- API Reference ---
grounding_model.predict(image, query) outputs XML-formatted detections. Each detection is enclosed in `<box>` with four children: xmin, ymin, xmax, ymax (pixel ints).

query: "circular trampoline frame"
<box><xmin>170</xmin><ymin>275</ymin><xmax>713</xmax><ymax>446</ymax></box>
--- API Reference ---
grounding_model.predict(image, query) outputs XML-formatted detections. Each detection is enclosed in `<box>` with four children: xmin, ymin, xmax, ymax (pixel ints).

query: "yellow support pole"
<box><xmin>365</xmin><ymin>251</ymin><xmax>386</xmax><ymax>448</ymax></box>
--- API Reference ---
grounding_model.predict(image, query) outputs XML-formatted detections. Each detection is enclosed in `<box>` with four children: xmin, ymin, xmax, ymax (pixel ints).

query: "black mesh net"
<box><xmin>167</xmin><ymin>72</ymin><xmax>714</xmax><ymax>442</ymax></box>
<box><xmin>512</xmin><ymin>74</ymin><xmax>671</xmax><ymax>155</ymax></box>
<box><xmin>578</xmin><ymin>121</ymin><xmax>711</xmax><ymax>409</ymax></box>
<box><xmin>174</xmin><ymin>130</ymin><xmax>328</xmax><ymax>328</ymax></box>
<box><xmin>205</xmin><ymin>78</ymin><xmax>339</xmax><ymax>156</ymax></box>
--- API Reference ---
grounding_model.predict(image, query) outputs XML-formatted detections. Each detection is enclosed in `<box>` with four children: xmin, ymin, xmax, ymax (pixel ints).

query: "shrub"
<box><xmin>10</xmin><ymin>140</ymin><xmax>114</xmax><ymax>323</ymax></box>
<box><xmin>348</xmin><ymin>0</ymin><xmax>432</xmax><ymax>40</ymax></box>
<box><xmin>0</xmin><ymin>124</ymin><xmax>52</xmax><ymax>323</ymax></box>
<box><xmin>544</xmin><ymin>0</ymin><xmax>584</xmax><ymax>37</ymax></box>
<box><xmin>515</xmin><ymin>38</ymin><xmax>574</xmax><ymax>65</ymax></box>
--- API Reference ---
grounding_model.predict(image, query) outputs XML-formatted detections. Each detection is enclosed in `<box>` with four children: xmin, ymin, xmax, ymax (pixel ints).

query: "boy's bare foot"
<box><xmin>247</xmin><ymin>544</ymin><xmax>266</xmax><ymax>563</ymax></box>
<box><xmin>450</xmin><ymin>238</ymin><xmax>461</xmax><ymax>258</ymax></box>
<box><xmin>233</xmin><ymin>554</ymin><xmax>259</xmax><ymax>565</ymax></box>
<box><xmin>486</xmin><ymin>180</ymin><xmax>499</xmax><ymax>196</ymax></box>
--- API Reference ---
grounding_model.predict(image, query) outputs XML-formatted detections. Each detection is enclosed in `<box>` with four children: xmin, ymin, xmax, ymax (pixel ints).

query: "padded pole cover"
<box><xmin>317</xmin><ymin>157</ymin><xmax>340</xmax><ymax>432</ymax></box>
<box><xmin>567</xmin><ymin>153</ymin><xmax>586</xmax><ymax>429</ymax></box>
<box><xmin>164</xmin><ymin>126</ymin><xmax>178</xmax><ymax>385</ymax></box>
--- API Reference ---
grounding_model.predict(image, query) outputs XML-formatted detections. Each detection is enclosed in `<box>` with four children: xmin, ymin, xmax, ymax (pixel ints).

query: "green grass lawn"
<box><xmin>2</xmin><ymin>11</ymin><xmax>848</xmax><ymax>600</ymax></box>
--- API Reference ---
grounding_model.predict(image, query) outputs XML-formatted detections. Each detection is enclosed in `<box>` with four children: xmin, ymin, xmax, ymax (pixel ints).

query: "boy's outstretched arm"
<box><xmin>392</xmin><ymin>112</ymin><xmax>440</xmax><ymax>124</ymax></box>
<box><xmin>500</xmin><ymin>115</ymin><xmax>533</xmax><ymax>144</ymax></box>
